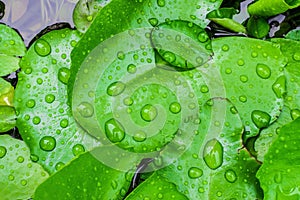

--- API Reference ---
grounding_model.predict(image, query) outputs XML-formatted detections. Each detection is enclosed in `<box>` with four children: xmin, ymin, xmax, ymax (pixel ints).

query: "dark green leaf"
<box><xmin>247</xmin><ymin>16</ymin><xmax>270</xmax><ymax>39</ymax></box>
<box><xmin>285</xmin><ymin>29</ymin><xmax>300</xmax><ymax>41</ymax></box>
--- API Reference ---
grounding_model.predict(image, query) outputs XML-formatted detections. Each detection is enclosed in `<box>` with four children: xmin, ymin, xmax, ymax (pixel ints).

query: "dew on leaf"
<box><xmin>0</xmin><ymin>146</ymin><xmax>7</xmax><ymax>158</ymax></box>
<box><xmin>188</xmin><ymin>167</ymin><xmax>203</xmax><ymax>179</ymax></box>
<box><xmin>290</xmin><ymin>109</ymin><xmax>300</xmax><ymax>120</ymax></box>
<box><xmin>148</xmin><ymin>18</ymin><xmax>159</xmax><ymax>26</ymax></box>
<box><xmin>221</xmin><ymin>44</ymin><xmax>229</xmax><ymax>51</ymax></box>
<box><xmin>32</xmin><ymin>116</ymin><xmax>41</xmax><ymax>125</ymax></box>
<box><xmin>72</xmin><ymin>144</ymin><xmax>85</xmax><ymax>156</ymax></box>
<box><xmin>203</xmin><ymin>139</ymin><xmax>223</xmax><ymax>170</ymax></box>
<box><xmin>107</xmin><ymin>81</ymin><xmax>126</xmax><ymax>96</ymax></box>
<box><xmin>292</xmin><ymin>52</ymin><xmax>300</xmax><ymax>61</ymax></box>
<box><xmin>251</xmin><ymin>110</ymin><xmax>271</xmax><ymax>128</ymax></box>
<box><xmin>77</xmin><ymin>102</ymin><xmax>94</xmax><ymax>118</ymax></box>
<box><xmin>26</xmin><ymin>99</ymin><xmax>36</xmax><ymax>108</ymax></box>
<box><xmin>224</xmin><ymin>169</ymin><xmax>237</xmax><ymax>183</ymax></box>
<box><xmin>117</xmin><ymin>51</ymin><xmax>125</xmax><ymax>60</ymax></box>
<box><xmin>39</xmin><ymin>136</ymin><xmax>56</xmax><ymax>151</ymax></box>
<box><xmin>141</xmin><ymin>104</ymin><xmax>158</xmax><ymax>122</ymax></box>
<box><xmin>197</xmin><ymin>31</ymin><xmax>209</xmax><ymax>43</ymax></box>
<box><xmin>105</xmin><ymin>118</ymin><xmax>126</xmax><ymax>143</ymax></box>
<box><xmin>133</xmin><ymin>131</ymin><xmax>147</xmax><ymax>142</ymax></box>
<box><xmin>123</xmin><ymin>97</ymin><xmax>134</xmax><ymax>106</ymax></box>
<box><xmin>45</xmin><ymin>94</ymin><xmax>55</xmax><ymax>103</ymax></box>
<box><xmin>127</xmin><ymin>64</ymin><xmax>137</xmax><ymax>74</ymax></box>
<box><xmin>21</xmin><ymin>180</ymin><xmax>27</xmax><ymax>186</ymax></box>
<box><xmin>157</xmin><ymin>0</ymin><xmax>165</xmax><ymax>7</ymax></box>
<box><xmin>169</xmin><ymin>102</ymin><xmax>181</xmax><ymax>114</ymax></box>
<box><xmin>17</xmin><ymin>156</ymin><xmax>24</xmax><ymax>163</ymax></box>
<box><xmin>58</xmin><ymin>67</ymin><xmax>71</xmax><ymax>85</ymax></box>
<box><xmin>34</xmin><ymin>39</ymin><xmax>51</xmax><ymax>57</ymax></box>
<box><xmin>256</xmin><ymin>63</ymin><xmax>271</xmax><ymax>79</ymax></box>
<box><xmin>162</xmin><ymin>51</ymin><xmax>176</xmax><ymax>63</ymax></box>
<box><xmin>30</xmin><ymin>154</ymin><xmax>39</xmax><ymax>162</ymax></box>
<box><xmin>239</xmin><ymin>95</ymin><xmax>247</xmax><ymax>103</ymax></box>
<box><xmin>240</xmin><ymin>75</ymin><xmax>248</xmax><ymax>83</ymax></box>
<box><xmin>272</xmin><ymin>76</ymin><xmax>286</xmax><ymax>98</ymax></box>
<box><xmin>60</xmin><ymin>119</ymin><xmax>69</xmax><ymax>128</ymax></box>
<box><xmin>200</xmin><ymin>85</ymin><xmax>209</xmax><ymax>93</ymax></box>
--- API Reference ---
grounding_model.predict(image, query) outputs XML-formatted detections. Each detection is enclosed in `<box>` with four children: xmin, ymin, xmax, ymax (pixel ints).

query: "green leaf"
<box><xmin>151</xmin><ymin>20</ymin><xmax>213</xmax><ymax>70</ymax></box>
<box><xmin>0</xmin><ymin>24</ymin><xmax>26</xmax><ymax>56</ymax></box>
<box><xmin>248</xmin><ymin>0</ymin><xmax>300</xmax><ymax>17</ymax></box>
<box><xmin>73</xmin><ymin>0</ymin><xmax>109</xmax><ymax>33</ymax></box>
<box><xmin>68</xmin><ymin>0</ymin><xmax>223</xmax><ymax>103</ymax></box>
<box><xmin>0</xmin><ymin>78</ymin><xmax>14</xmax><ymax>106</ymax></box>
<box><xmin>247</xmin><ymin>16</ymin><xmax>270</xmax><ymax>39</ymax></box>
<box><xmin>0</xmin><ymin>54</ymin><xmax>20</xmax><ymax>76</ymax></box>
<box><xmin>0</xmin><ymin>135</ymin><xmax>49</xmax><ymax>200</ymax></box>
<box><xmin>206</xmin><ymin>8</ymin><xmax>246</xmax><ymax>33</ymax></box>
<box><xmin>125</xmin><ymin>172</ymin><xmax>188</xmax><ymax>200</ymax></box>
<box><xmin>0</xmin><ymin>106</ymin><xmax>16</xmax><ymax>132</ymax></box>
<box><xmin>212</xmin><ymin>37</ymin><xmax>287</xmax><ymax>139</ymax></box>
<box><xmin>34</xmin><ymin>147</ymin><xmax>135</xmax><ymax>200</ymax></box>
<box><xmin>285</xmin><ymin>29</ymin><xmax>300</xmax><ymax>41</ymax></box>
<box><xmin>14</xmin><ymin>28</ymin><xmax>100</xmax><ymax>174</ymax></box>
<box><xmin>156</xmin><ymin>99</ymin><xmax>263</xmax><ymax>199</ymax></box>
<box><xmin>256</xmin><ymin>118</ymin><xmax>300</xmax><ymax>199</ymax></box>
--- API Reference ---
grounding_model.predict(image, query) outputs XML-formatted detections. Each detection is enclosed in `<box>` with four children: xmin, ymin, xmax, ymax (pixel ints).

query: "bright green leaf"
<box><xmin>247</xmin><ymin>16</ymin><xmax>270</xmax><ymax>39</ymax></box>
<box><xmin>257</xmin><ymin>118</ymin><xmax>300</xmax><ymax>199</ymax></box>
<box><xmin>0</xmin><ymin>54</ymin><xmax>20</xmax><ymax>76</ymax></box>
<box><xmin>248</xmin><ymin>0</ymin><xmax>300</xmax><ymax>17</ymax></box>
<box><xmin>212</xmin><ymin>37</ymin><xmax>287</xmax><ymax>139</ymax></box>
<box><xmin>34</xmin><ymin>147</ymin><xmax>135</xmax><ymax>200</ymax></box>
<box><xmin>14</xmin><ymin>28</ymin><xmax>100</xmax><ymax>174</ymax></box>
<box><xmin>156</xmin><ymin>99</ymin><xmax>263</xmax><ymax>199</ymax></box>
<box><xmin>0</xmin><ymin>78</ymin><xmax>14</xmax><ymax>106</ymax></box>
<box><xmin>0</xmin><ymin>24</ymin><xmax>26</xmax><ymax>56</ymax></box>
<box><xmin>0</xmin><ymin>106</ymin><xmax>16</xmax><ymax>132</ymax></box>
<box><xmin>0</xmin><ymin>135</ymin><xmax>49</xmax><ymax>200</ymax></box>
<box><xmin>125</xmin><ymin>172</ymin><xmax>188</xmax><ymax>200</ymax></box>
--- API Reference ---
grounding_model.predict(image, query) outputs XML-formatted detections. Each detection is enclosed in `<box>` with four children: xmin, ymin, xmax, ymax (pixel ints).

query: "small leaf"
<box><xmin>0</xmin><ymin>106</ymin><xmax>16</xmax><ymax>132</ymax></box>
<box><xmin>0</xmin><ymin>78</ymin><xmax>14</xmax><ymax>106</ymax></box>
<box><xmin>34</xmin><ymin>147</ymin><xmax>135</xmax><ymax>200</ymax></box>
<box><xmin>248</xmin><ymin>0</ymin><xmax>300</xmax><ymax>17</ymax></box>
<box><xmin>256</xmin><ymin>118</ymin><xmax>300</xmax><ymax>199</ymax></box>
<box><xmin>247</xmin><ymin>16</ymin><xmax>270</xmax><ymax>39</ymax></box>
<box><xmin>0</xmin><ymin>54</ymin><xmax>20</xmax><ymax>76</ymax></box>
<box><xmin>0</xmin><ymin>135</ymin><xmax>49</xmax><ymax>200</ymax></box>
<box><xmin>125</xmin><ymin>172</ymin><xmax>188</xmax><ymax>200</ymax></box>
<box><xmin>285</xmin><ymin>29</ymin><xmax>300</xmax><ymax>41</ymax></box>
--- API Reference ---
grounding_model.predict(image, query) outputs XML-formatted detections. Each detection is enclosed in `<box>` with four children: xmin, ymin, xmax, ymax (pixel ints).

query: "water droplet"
<box><xmin>8</xmin><ymin>175</ymin><xmax>14</xmax><ymax>181</ymax></box>
<box><xmin>55</xmin><ymin>162</ymin><xmax>65</xmax><ymax>171</ymax></box>
<box><xmin>58</xmin><ymin>67</ymin><xmax>70</xmax><ymax>85</ymax></box>
<box><xmin>203</xmin><ymin>139</ymin><xmax>223</xmax><ymax>170</ymax></box>
<box><xmin>72</xmin><ymin>144</ymin><xmax>85</xmax><ymax>156</ymax></box>
<box><xmin>0</xmin><ymin>146</ymin><xmax>7</xmax><ymax>158</ymax></box>
<box><xmin>45</xmin><ymin>94</ymin><xmax>55</xmax><ymax>103</ymax></box>
<box><xmin>127</xmin><ymin>64</ymin><xmax>137</xmax><ymax>74</ymax></box>
<box><xmin>237</xmin><ymin>59</ymin><xmax>245</xmax><ymax>66</ymax></box>
<box><xmin>17</xmin><ymin>156</ymin><xmax>24</xmax><ymax>163</ymax></box>
<box><xmin>198</xmin><ymin>187</ymin><xmax>205</xmax><ymax>193</ymax></box>
<box><xmin>274</xmin><ymin>172</ymin><xmax>282</xmax><ymax>183</ymax></box>
<box><xmin>293</xmin><ymin>52</ymin><xmax>300</xmax><ymax>61</ymax></box>
<box><xmin>148</xmin><ymin>18</ymin><xmax>158</xmax><ymax>26</ymax></box>
<box><xmin>26</xmin><ymin>99</ymin><xmax>36</xmax><ymax>108</ymax></box>
<box><xmin>188</xmin><ymin>167</ymin><xmax>203</xmax><ymax>179</ymax></box>
<box><xmin>251</xmin><ymin>51</ymin><xmax>258</xmax><ymax>58</ymax></box>
<box><xmin>24</xmin><ymin>67</ymin><xmax>32</xmax><ymax>74</ymax></box>
<box><xmin>32</xmin><ymin>116</ymin><xmax>41</xmax><ymax>125</ymax></box>
<box><xmin>157</xmin><ymin>0</ymin><xmax>165</xmax><ymax>7</ymax></box>
<box><xmin>133</xmin><ymin>131</ymin><xmax>147</xmax><ymax>142</ymax></box>
<box><xmin>222</xmin><ymin>44</ymin><xmax>229</xmax><ymax>51</ymax></box>
<box><xmin>216</xmin><ymin>191</ymin><xmax>222</xmax><ymax>197</ymax></box>
<box><xmin>197</xmin><ymin>31</ymin><xmax>209</xmax><ymax>43</ymax></box>
<box><xmin>169</xmin><ymin>102</ymin><xmax>181</xmax><ymax>114</ymax></box>
<box><xmin>290</xmin><ymin>109</ymin><xmax>300</xmax><ymax>120</ymax></box>
<box><xmin>70</xmin><ymin>40</ymin><xmax>77</xmax><ymax>47</ymax></box>
<box><xmin>34</xmin><ymin>39</ymin><xmax>51</xmax><ymax>57</ymax></box>
<box><xmin>21</xmin><ymin>179</ymin><xmax>27</xmax><ymax>186</ymax></box>
<box><xmin>224</xmin><ymin>169</ymin><xmax>237</xmax><ymax>183</ymax></box>
<box><xmin>240</xmin><ymin>75</ymin><xmax>248</xmax><ymax>83</ymax></box>
<box><xmin>162</xmin><ymin>51</ymin><xmax>176</xmax><ymax>63</ymax></box>
<box><xmin>117</xmin><ymin>51</ymin><xmax>125</xmax><ymax>60</ymax></box>
<box><xmin>251</xmin><ymin>110</ymin><xmax>271</xmax><ymax>128</ymax></box>
<box><xmin>157</xmin><ymin>193</ymin><xmax>163</xmax><ymax>199</ymax></box>
<box><xmin>39</xmin><ymin>136</ymin><xmax>56</xmax><ymax>151</ymax></box>
<box><xmin>225</xmin><ymin>68</ymin><xmax>232</xmax><ymax>74</ymax></box>
<box><xmin>272</xmin><ymin>76</ymin><xmax>286</xmax><ymax>98</ymax></box>
<box><xmin>141</xmin><ymin>104</ymin><xmax>158</xmax><ymax>122</ymax></box>
<box><xmin>107</xmin><ymin>81</ymin><xmax>126</xmax><ymax>96</ymax></box>
<box><xmin>36</xmin><ymin>78</ymin><xmax>43</xmax><ymax>85</ymax></box>
<box><xmin>256</xmin><ymin>63</ymin><xmax>271</xmax><ymax>79</ymax></box>
<box><xmin>60</xmin><ymin>119</ymin><xmax>69</xmax><ymax>128</ymax></box>
<box><xmin>30</xmin><ymin>154</ymin><xmax>39</xmax><ymax>162</ymax></box>
<box><xmin>200</xmin><ymin>85</ymin><xmax>209</xmax><ymax>93</ymax></box>
<box><xmin>123</xmin><ymin>97</ymin><xmax>133</xmax><ymax>106</ymax></box>
<box><xmin>105</xmin><ymin>118</ymin><xmax>125</xmax><ymax>143</ymax></box>
<box><xmin>230</xmin><ymin>106</ymin><xmax>238</xmax><ymax>114</ymax></box>
<box><xmin>111</xmin><ymin>180</ymin><xmax>118</xmax><ymax>189</ymax></box>
<box><xmin>239</xmin><ymin>95</ymin><xmax>247</xmax><ymax>103</ymax></box>
<box><xmin>77</xmin><ymin>102</ymin><xmax>94</xmax><ymax>118</ymax></box>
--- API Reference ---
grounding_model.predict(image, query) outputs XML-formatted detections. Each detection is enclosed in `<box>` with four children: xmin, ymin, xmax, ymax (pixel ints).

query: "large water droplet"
<box><xmin>169</xmin><ymin>102</ymin><xmax>181</xmax><ymax>114</ymax></box>
<box><xmin>203</xmin><ymin>139</ymin><xmax>223</xmax><ymax>170</ymax></box>
<box><xmin>26</xmin><ymin>99</ymin><xmax>36</xmax><ymax>108</ymax></box>
<box><xmin>107</xmin><ymin>81</ymin><xmax>126</xmax><ymax>96</ymax></box>
<box><xmin>58</xmin><ymin>67</ymin><xmax>70</xmax><ymax>85</ymax></box>
<box><xmin>188</xmin><ymin>167</ymin><xmax>203</xmax><ymax>179</ymax></box>
<box><xmin>290</xmin><ymin>109</ymin><xmax>300</xmax><ymax>120</ymax></box>
<box><xmin>197</xmin><ymin>31</ymin><xmax>209</xmax><ymax>43</ymax></box>
<box><xmin>34</xmin><ymin>39</ymin><xmax>51</xmax><ymax>57</ymax></box>
<box><xmin>162</xmin><ymin>51</ymin><xmax>176</xmax><ymax>63</ymax></box>
<box><xmin>251</xmin><ymin>110</ymin><xmax>271</xmax><ymax>128</ymax></box>
<box><xmin>60</xmin><ymin>119</ymin><xmax>69</xmax><ymax>128</ymax></box>
<box><xmin>133</xmin><ymin>131</ymin><xmax>147</xmax><ymax>142</ymax></box>
<box><xmin>141</xmin><ymin>104</ymin><xmax>158</xmax><ymax>122</ymax></box>
<box><xmin>0</xmin><ymin>146</ymin><xmax>7</xmax><ymax>158</ymax></box>
<box><xmin>127</xmin><ymin>64</ymin><xmax>137</xmax><ymax>74</ymax></box>
<box><xmin>77</xmin><ymin>102</ymin><xmax>94</xmax><ymax>118</ymax></box>
<box><xmin>224</xmin><ymin>169</ymin><xmax>237</xmax><ymax>183</ymax></box>
<box><xmin>39</xmin><ymin>136</ymin><xmax>56</xmax><ymax>151</ymax></box>
<box><xmin>256</xmin><ymin>63</ymin><xmax>271</xmax><ymax>79</ymax></box>
<box><xmin>105</xmin><ymin>118</ymin><xmax>125</xmax><ymax>143</ymax></box>
<box><xmin>32</xmin><ymin>116</ymin><xmax>41</xmax><ymax>125</ymax></box>
<box><xmin>72</xmin><ymin>144</ymin><xmax>85</xmax><ymax>156</ymax></box>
